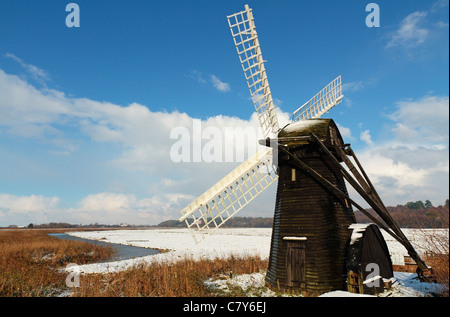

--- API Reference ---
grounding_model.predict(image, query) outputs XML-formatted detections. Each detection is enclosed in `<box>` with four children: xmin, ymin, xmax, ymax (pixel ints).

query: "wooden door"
<box><xmin>285</xmin><ymin>239</ymin><xmax>306</xmax><ymax>288</ymax></box>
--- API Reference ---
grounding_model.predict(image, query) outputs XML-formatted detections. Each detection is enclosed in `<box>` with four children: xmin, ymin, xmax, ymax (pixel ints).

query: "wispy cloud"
<box><xmin>0</xmin><ymin>68</ymin><xmax>281</xmax><ymax>225</ymax></box>
<box><xmin>4</xmin><ymin>53</ymin><xmax>50</xmax><ymax>86</ymax></box>
<box><xmin>210</xmin><ymin>74</ymin><xmax>230</xmax><ymax>92</ymax></box>
<box><xmin>355</xmin><ymin>94</ymin><xmax>449</xmax><ymax>206</ymax></box>
<box><xmin>342</xmin><ymin>81</ymin><xmax>365</xmax><ymax>93</ymax></box>
<box><xmin>386</xmin><ymin>11</ymin><xmax>429</xmax><ymax>49</ymax></box>
<box><xmin>436</xmin><ymin>21</ymin><xmax>449</xmax><ymax>29</ymax></box>
<box><xmin>342</xmin><ymin>78</ymin><xmax>379</xmax><ymax>93</ymax></box>
<box><xmin>430</xmin><ymin>0</ymin><xmax>449</xmax><ymax>13</ymax></box>
<box><xmin>360</xmin><ymin>130</ymin><xmax>374</xmax><ymax>146</ymax></box>
<box><xmin>385</xmin><ymin>0</ymin><xmax>449</xmax><ymax>51</ymax></box>
<box><xmin>187</xmin><ymin>71</ymin><xmax>231</xmax><ymax>93</ymax></box>
<box><xmin>388</xmin><ymin>95</ymin><xmax>449</xmax><ymax>144</ymax></box>
<box><xmin>187</xmin><ymin>70</ymin><xmax>206</xmax><ymax>84</ymax></box>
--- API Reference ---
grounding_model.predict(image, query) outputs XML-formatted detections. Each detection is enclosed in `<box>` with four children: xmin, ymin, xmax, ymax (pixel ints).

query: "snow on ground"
<box><xmin>67</xmin><ymin>228</ymin><xmax>270</xmax><ymax>274</ymax></box>
<box><xmin>381</xmin><ymin>228</ymin><xmax>449</xmax><ymax>265</ymax></box>
<box><xmin>66</xmin><ymin>227</ymin><xmax>448</xmax><ymax>297</ymax></box>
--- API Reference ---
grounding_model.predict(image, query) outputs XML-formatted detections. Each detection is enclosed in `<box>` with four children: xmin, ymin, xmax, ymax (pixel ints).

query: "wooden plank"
<box><xmin>267</xmin><ymin>146</ymin><xmax>354</xmax><ymax>292</ymax></box>
<box><xmin>285</xmin><ymin>240</ymin><xmax>306</xmax><ymax>288</ymax></box>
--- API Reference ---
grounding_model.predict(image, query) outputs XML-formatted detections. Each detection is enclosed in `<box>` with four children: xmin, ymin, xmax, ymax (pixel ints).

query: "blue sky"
<box><xmin>0</xmin><ymin>0</ymin><xmax>448</xmax><ymax>226</ymax></box>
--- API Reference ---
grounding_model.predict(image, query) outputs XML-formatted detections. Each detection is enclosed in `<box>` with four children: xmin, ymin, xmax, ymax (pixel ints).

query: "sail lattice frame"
<box><xmin>179</xmin><ymin>149</ymin><xmax>278</xmax><ymax>243</ymax></box>
<box><xmin>227</xmin><ymin>5</ymin><xmax>279</xmax><ymax>138</ymax></box>
<box><xmin>292</xmin><ymin>76</ymin><xmax>343</xmax><ymax>122</ymax></box>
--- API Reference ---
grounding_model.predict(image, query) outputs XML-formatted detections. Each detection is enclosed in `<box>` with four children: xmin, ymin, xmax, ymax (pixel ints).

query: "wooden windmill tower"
<box><xmin>178</xmin><ymin>5</ymin><xmax>431</xmax><ymax>295</ymax></box>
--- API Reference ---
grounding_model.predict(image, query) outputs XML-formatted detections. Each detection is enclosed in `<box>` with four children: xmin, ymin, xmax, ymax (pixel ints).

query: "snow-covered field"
<box><xmin>68</xmin><ymin>228</ymin><xmax>270</xmax><ymax>274</ymax></box>
<box><xmin>67</xmin><ymin>227</ymin><xmax>448</xmax><ymax>297</ymax></box>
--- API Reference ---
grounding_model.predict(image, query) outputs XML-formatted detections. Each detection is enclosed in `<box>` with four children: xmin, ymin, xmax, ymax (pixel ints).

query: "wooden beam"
<box><xmin>309</xmin><ymin>133</ymin><xmax>429</xmax><ymax>272</ymax></box>
<box><xmin>276</xmin><ymin>144</ymin><xmax>403</xmax><ymax>243</ymax></box>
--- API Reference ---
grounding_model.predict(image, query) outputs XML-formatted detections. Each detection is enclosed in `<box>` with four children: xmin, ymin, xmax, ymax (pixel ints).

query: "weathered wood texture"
<box><xmin>265</xmin><ymin>119</ymin><xmax>356</xmax><ymax>293</ymax></box>
<box><xmin>346</xmin><ymin>224</ymin><xmax>394</xmax><ymax>295</ymax></box>
<box><xmin>285</xmin><ymin>239</ymin><xmax>306</xmax><ymax>288</ymax></box>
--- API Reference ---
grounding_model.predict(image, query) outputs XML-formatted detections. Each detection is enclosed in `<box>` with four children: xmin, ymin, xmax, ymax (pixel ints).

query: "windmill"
<box><xmin>178</xmin><ymin>5</ymin><xmax>431</xmax><ymax>294</ymax></box>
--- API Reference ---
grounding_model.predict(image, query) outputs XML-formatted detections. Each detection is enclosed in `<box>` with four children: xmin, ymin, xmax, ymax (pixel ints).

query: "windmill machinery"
<box><xmin>178</xmin><ymin>5</ymin><xmax>431</xmax><ymax>294</ymax></box>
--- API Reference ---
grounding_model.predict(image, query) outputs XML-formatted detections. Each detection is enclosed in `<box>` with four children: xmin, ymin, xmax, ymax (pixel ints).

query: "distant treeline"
<box><xmin>13</xmin><ymin>222</ymin><xmax>136</xmax><ymax>229</ymax></box>
<box><xmin>7</xmin><ymin>199</ymin><xmax>448</xmax><ymax>229</ymax></box>
<box><xmin>158</xmin><ymin>216</ymin><xmax>273</xmax><ymax>228</ymax></box>
<box><xmin>165</xmin><ymin>200</ymin><xmax>449</xmax><ymax>229</ymax></box>
<box><xmin>355</xmin><ymin>200</ymin><xmax>449</xmax><ymax>228</ymax></box>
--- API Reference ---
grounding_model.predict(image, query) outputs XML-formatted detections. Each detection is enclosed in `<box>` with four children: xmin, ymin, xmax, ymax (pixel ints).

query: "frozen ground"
<box><xmin>67</xmin><ymin>227</ymin><xmax>448</xmax><ymax>297</ymax></box>
<box><xmin>68</xmin><ymin>228</ymin><xmax>270</xmax><ymax>274</ymax></box>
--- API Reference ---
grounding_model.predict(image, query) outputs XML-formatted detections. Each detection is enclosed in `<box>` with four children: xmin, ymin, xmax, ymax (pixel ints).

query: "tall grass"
<box><xmin>420</xmin><ymin>229</ymin><xmax>449</xmax><ymax>296</ymax></box>
<box><xmin>0</xmin><ymin>229</ymin><xmax>115</xmax><ymax>296</ymax></box>
<box><xmin>3</xmin><ymin>228</ymin><xmax>446</xmax><ymax>297</ymax></box>
<box><xmin>72</xmin><ymin>256</ymin><xmax>268</xmax><ymax>297</ymax></box>
<box><xmin>413</xmin><ymin>210</ymin><xmax>449</xmax><ymax>297</ymax></box>
<box><xmin>1</xmin><ymin>229</ymin><xmax>267</xmax><ymax>297</ymax></box>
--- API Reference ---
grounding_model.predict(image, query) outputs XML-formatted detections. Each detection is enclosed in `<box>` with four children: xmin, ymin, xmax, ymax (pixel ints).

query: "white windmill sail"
<box><xmin>179</xmin><ymin>148</ymin><xmax>278</xmax><ymax>243</ymax></box>
<box><xmin>227</xmin><ymin>4</ymin><xmax>279</xmax><ymax>138</ymax></box>
<box><xmin>178</xmin><ymin>6</ymin><xmax>345</xmax><ymax>244</ymax></box>
<box><xmin>292</xmin><ymin>75</ymin><xmax>343</xmax><ymax>122</ymax></box>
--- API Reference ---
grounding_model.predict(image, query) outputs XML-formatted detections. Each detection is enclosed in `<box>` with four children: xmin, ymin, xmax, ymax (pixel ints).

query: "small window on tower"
<box><xmin>291</xmin><ymin>168</ymin><xmax>296</xmax><ymax>182</ymax></box>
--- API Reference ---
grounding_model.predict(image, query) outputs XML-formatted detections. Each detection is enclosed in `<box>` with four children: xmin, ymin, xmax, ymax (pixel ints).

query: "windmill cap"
<box><xmin>278</xmin><ymin>118</ymin><xmax>345</xmax><ymax>147</ymax></box>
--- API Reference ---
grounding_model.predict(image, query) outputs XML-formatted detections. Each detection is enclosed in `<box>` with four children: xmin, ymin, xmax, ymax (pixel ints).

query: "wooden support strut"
<box><xmin>308</xmin><ymin>133</ymin><xmax>430</xmax><ymax>274</ymax></box>
<box><xmin>275</xmin><ymin>144</ymin><xmax>403</xmax><ymax>244</ymax></box>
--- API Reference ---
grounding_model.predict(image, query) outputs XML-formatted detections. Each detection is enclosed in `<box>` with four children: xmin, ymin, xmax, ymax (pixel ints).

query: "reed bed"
<box><xmin>2</xmin><ymin>228</ymin><xmax>447</xmax><ymax>297</ymax></box>
<box><xmin>72</xmin><ymin>256</ymin><xmax>268</xmax><ymax>297</ymax></box>
<box><xmin>420</xmin><ymin>230</ymin><xmax>449</xmax><ymax>296</ymax></box>
<box><xmin>1</xmin><ymin>229</ymin><xmax>267</xmax><ymax>297</ymax></box>
<box><xmin>0</xmin><ymin>229</ymin><xmax>115</xmax><ymax>296</ymax></box>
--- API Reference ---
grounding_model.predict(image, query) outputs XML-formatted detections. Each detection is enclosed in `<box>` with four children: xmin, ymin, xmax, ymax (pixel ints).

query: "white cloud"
<box><xmin>1</xmin><ymin>64</ymin><xmax>447</xmax><ymax>227</ymax></box>
<box><xmin>0</xmin><ymin>194</ymin><xmax>60</xmax><ymax>225</ymax></box>
<box><xmin>210</xmin><ymin>74</ymin><xmax>230</xmax><ymax>92</ymax></box>
<box><xmin>0</xmin><ymin>192</ymin><xmax>196</xmax><ymax>226</ymax></box>
<box><xmin>0</xmin><ymin>68</ymin><xmax>285</xmax><ymax>225</ymax></box>
<box><xmin>342</xmin><ymin>81</ymin><xmax>365</xmax><ymax>92</ymax></box>
<box><xmin>0</xmin><ymin>193</ymin><xmax>60</xmax><ymax>213</ymax></box>
<box><xmin>4</xmin><ymin>53</ymin><xmax>50</xmax><ymax>85</ymax></box>
<box><xmin>78</xmin><ymin>192</ymin><xmax>136</xmax><ymax>212</ymax></box>
<box><xmin>336</xmin><ymin>123</ymin><xmax>353</xmax><ymax>141</ymax></box>
<box><xmin>187</xmin><ymin>70</ymin><xmax>206</xmax><ymax>84</ymax></box>
<box><xmin>353</xmin><ymin>94</ymin><xmax>449</xmax><ymax>207</ymax></box>
<box><xmin>73</xmin><ymin>192</ymin><xmax>160</xmax><ymax>224</ymax></box>
<box><xmin>386</xmin><ymin>11</ymin><xmax>429</xmax><ymax>48</ymax></box>
<box><xmin>385</xmin><ymin>0</ymin><xmax>449</xmax><ymax>52</ymax></box>
<box><xmin>436</xmin><ymin>21</ymin><xmax>449</xmax><ymax>28</ymax></box>
<box><xmin>430</xmin><ymin>0</ymin><xmax>449</xmax><ymax>13</ymax></box>
<box><xmin>360</xmin><ymin>130</ymin><xmax>374</xmax><ymax>146</ymax></box>
<box><xmin>388</xmin><ymin>95</ymin><xmax>449</xmax><ymax>144</ymax></box>
<box><xmin>188</xmin><ymin>71</ymin><xmax>230</xmax><ymax>93</ymax></box>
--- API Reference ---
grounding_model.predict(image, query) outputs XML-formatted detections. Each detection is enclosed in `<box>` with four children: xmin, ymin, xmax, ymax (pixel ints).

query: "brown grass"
<box><xmin>3</xmin><ymin>227</ymin><xmax>446</xmax><ymax>297</ymax></box>
<box><xmin>414</xmin><ymin>209</ymin><xmax>449</xmax><ymax>297</ymax></box>
<box><xmin>0</xmin><ymin>229</ymin><xmax>115</xmax><ymax>296</ymax></box>
<box><xmin>71</xmin><ymin>256</ymin><xmax>268</xmax><ymax>297</ymax></box>
<box><xmin>0</xmin><ymin>229</ymin><xmax>267</xmax><ymax>297</ymax></box>
<box><xmin>420</xmin><ymin>229</ymin><xmax>449</xmax><ymax>296</ymax></box>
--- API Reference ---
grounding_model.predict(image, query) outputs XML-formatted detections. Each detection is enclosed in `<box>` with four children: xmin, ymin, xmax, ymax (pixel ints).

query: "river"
<box><xmin>48</xmin><ymin>232</ymin><xmax>160</xmax><ymax>262</ymax></box>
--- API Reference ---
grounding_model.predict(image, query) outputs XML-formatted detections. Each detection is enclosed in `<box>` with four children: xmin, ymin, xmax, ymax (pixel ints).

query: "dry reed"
<box><xmin>0</xmin><ymin>229</ymin><xmax>115</xmax><ymax>296</ymax></box>
<box><xmin>72</xmin><ymin>256</ymin><xmax>268</xmax><ymax>297</ymax></box>
<box><xmin>1</xmin><ymin>229</ymin><xmax>267</xmax><ymax>297</ymax></box>
<box><xmin>420</xmin><ymin>229</ymin><xmax>449</xmax><ymax>296</ymax></box>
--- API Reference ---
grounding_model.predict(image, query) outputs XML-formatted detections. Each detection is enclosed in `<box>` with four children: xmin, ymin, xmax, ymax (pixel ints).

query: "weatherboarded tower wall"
<box><xmin>265</xmin><ymin>119</ymin><xmax>356</xmax><ymax>294</ymax></box>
